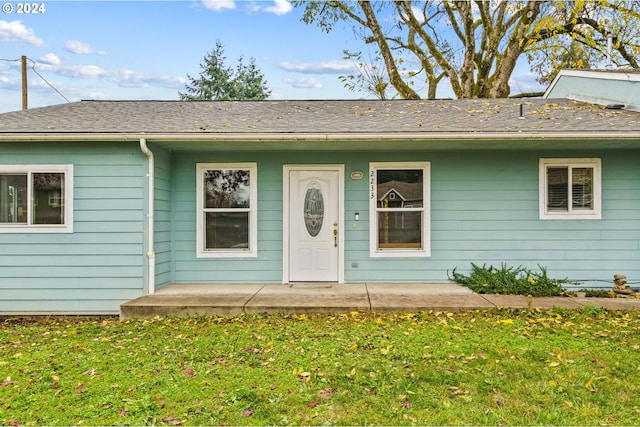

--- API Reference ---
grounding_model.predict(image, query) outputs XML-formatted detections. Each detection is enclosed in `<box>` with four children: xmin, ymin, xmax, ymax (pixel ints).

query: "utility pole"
<box><xmin>21</xmin><ymin>55</ymin><xmax>28</xmax><ymax>110</ymax></box>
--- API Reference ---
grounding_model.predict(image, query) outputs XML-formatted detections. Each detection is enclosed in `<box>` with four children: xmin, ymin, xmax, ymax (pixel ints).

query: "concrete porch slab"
<box><xmin>120</xmin><ymin>284</ymin><xmax>265</xmax><ymax>319</ymax></box>
<box><xmin>366</xmin><ymin>283</ymin><xmax>490</xmax><ymax>312</ymax></box>
<box><xmin>120</xmin><ymin>295</ymin><xmax>249</xmax><ymax>318</ymax></box>
<box><xmin>119</xmin><ymin>283</ymin><xmax>640</xmax><ymax>320</ymax></box>
<box><xmin>244</xmin><ymin>284</ymin><xmax>370</xmax><ymax>314</ymax></box>
<box><xmin>366</xmin><ymin>282</ymin><xmax>475</xmax><ymax>295</ymax></box>
<box><xmin>370</xmin><ymin>294</ymin><xmax>494</xmax><ymax>312</ymax></box>
<box><xmin>154</xmin><ymin>283</ymin><xmax>264</xmax><ymax>296</ymax></box>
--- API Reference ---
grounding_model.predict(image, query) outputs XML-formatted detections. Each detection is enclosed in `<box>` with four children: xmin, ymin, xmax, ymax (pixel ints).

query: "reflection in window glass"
<box><xmin>547</xmin><ymin>167</ymin><xmax>568</xmax><ymax>211</ymax></box>
<box><xmin>377</xmin><ymin>211</ymin><xmax>422</xmax><ymax>248</ymax></box>
<box><xmin>204</xmin><ymin>170</ymin><xmax>251</xmax><ymax>209</ymax></box>
<box><xmin>572</xmin><ymin>168</ymin><xmax>593</xmax><ymax>210</ymax></box>
<box><xmin>33</xmin><ymin>173</ymin><xmax>64</xmax><ymax>224</ymax></box>
<box><xmin>546</xmin><ymin>166</ymin><xmax>594</xmax><ymax>212</ymax></box>
<box><xmin>540</xmin><ymin>158</ymin><xmax>600</xmax><ymax>220</ymax></box>
<box><xmin>201</xmin><ymin>167</ymin><xmax>253</xmax><ymax>252</ymax></box>
<box><xmin>376</xmin><ymin>170</ymin><xmax>423</xmax><ymax>207</ymax></box>
<box><xmin>1</xmin><ymin>171</ymin><xmax>66</xmax><ymax>226</ymax></box>
<box><xmin>0</xmin><ymin>174</ymin><xmax>27</xmax><ymax>224</ymax></box>
<box><xmin>375</xmin><ymin>168</ymin><xmax>425</xmax><ymax>250</ymax></box>
<box><xmin>205</xmin><ymin>212</ymin><xmax>249</xmax><ymax>249</ymax></box>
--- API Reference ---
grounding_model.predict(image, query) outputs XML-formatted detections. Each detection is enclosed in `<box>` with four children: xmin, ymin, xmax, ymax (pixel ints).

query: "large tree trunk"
<box><xmin>359</xmin><ymin>1</ymin><xmax>420</xmax><ymax>99</ymax></box>
<box><xmin>293</xmin><ymin>0</ymin><xmax>640</xmax><ymax>100</ymax></box>
<box><xmin>489</xmin><ymin>1</ymin><xmax>541</xmax><ymax>98</ymax></box>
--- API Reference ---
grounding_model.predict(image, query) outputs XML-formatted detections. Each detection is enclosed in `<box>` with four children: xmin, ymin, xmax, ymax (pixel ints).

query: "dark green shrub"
<box><xmin>448</xmin><ymin>263</ymin><xmax>577</xmax><ymax>297</ymax></box>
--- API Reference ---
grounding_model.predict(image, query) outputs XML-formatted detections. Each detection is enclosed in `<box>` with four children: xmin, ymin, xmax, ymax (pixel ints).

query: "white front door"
<box><xmin>286</xmin><ymin>167</ymin><xmax>342</xmax><ymax>282</ymax></box>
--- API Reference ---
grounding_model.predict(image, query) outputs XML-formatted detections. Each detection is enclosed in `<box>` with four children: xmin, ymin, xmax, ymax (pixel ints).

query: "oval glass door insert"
<box><xmin>304</xmin><ymin>183</ymin><xmax>324</xmax><ymax>237</ymax></box>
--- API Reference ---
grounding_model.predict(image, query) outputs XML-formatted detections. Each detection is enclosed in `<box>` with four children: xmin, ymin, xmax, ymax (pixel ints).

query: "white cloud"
<box><xmin>284</xmin><ymin>77</ymin><xmax>322</xmax><ymax>89</ymax></box>
<box><xmin>202</xmin><ymin>0</ymin><xmax>236</xmax><ymax>11</ymax></box>
<box><xmin>278</xmin><ymin>60</ymin><xmax>356</xmax><ymax>74</ymax></box>
<box><xmin>0</xmin><ymin>54</ymin><xmax>185</xmax><ymax>111</ymax></box>
<box><xmin>34</xmin><ymin>61</ymin><xmax>185</xmax><ymax>90</ymax></box>
<box><xmin>39</xmin><ymin>53</ymin><xmax>61</xmax><ymax>66</ymax></box>
<box><xmin>202</xmin><ymin>0</ymin><xmax>292</xmax><ymax>14</ymax></box>
<box><xmin>108</xmin><ymin>68</ymin><xmax>186</xmax><ymax>89</ymax></box>
<box><xmin>509</xmin><ymin>70</ymin><xmax>545</xmax><ymax>94</ymax></box>
<box><xmin>410</xmin><ymin>6</ymin><xmax>425</xmax><ymax>21</ymax></box>
<box><xmin>81</xmin><ymin>91</ymin><xmax>109</xmax><ymax>100</ymax></box>
<box><xmin>0</xmin><ymin>20</ymin><xmax>44</xmax><ymax>46</ymax></box>
<box><xmin>246</xmin><ymin>2</ymin><xmax>262</xmax><ymax>13</ymax></box>
<box><xmin>262</xmin><ymin>0</ymin><xmax>293</xmax><ymax>15</ymax></box>
<box><xmin>64</xmin><ymin>40</ymin><xmax>106</xmax><ymax>55</ymax></box>
<box><xmin>50</xmin><ymin>64</ymin><xmax>107</xmax><ymax>79</ymax></box>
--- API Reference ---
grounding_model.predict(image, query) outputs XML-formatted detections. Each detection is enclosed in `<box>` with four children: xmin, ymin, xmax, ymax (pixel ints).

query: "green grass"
<box><xmin>2</xmin><ymin>310</ymin><xmax>640</xmax><ymax>425</ymax></box>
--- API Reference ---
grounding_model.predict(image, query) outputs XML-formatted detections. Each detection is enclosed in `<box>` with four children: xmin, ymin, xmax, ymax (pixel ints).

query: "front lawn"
<box><xmin>2</xmin><ymin>309</ymin><xmax>639</xmax><ymax>425</ymax></box>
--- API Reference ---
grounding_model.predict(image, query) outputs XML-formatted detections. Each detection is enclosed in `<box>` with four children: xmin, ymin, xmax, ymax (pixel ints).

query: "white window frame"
<box><xmin>369</xmin><ymin>162</ymin><xmax>430</xmax><ymax>257</ymax></box>
<box><xmin>539</xmin><ymin>158</ymin><xmax>601</xmax><ymax>220</ymax></box>
<box><xmin>0</xmin><ymin>164</ymin><xmax>73</xmax><ymax>233</ymax></box>
<box><xmin>196</xmin><ymin>163</ymin><xmax>258</xmax><ymax>258</ymax></box>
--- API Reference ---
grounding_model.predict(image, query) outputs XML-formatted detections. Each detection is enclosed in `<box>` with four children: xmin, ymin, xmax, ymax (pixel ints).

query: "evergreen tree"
<box><xmin>179</xmin><ymin>40</ymin><xmax>271</xmax><ymax>101</ymax></box>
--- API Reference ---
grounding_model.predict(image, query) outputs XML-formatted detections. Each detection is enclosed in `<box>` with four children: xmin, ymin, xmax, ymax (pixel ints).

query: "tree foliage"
<box><xmin>179</xmin><ymin>40</ymin><xmax>271</xmax><ymax>101</ymax></box>
<box><xmin>292</xmin><ymin>1</ymin><xmax>640</xmax><ymax>99</ymax></box>
<box><xmin>204</xmin><ymin>169</ymin><xmax>250</xmax><ymax>208</ymax></box>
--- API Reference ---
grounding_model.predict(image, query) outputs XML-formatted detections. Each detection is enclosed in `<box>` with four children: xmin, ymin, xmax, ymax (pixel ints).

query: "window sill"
<box><xmin>0</xmin><ymin>225</ymin><xmax>72</xmax><ymax>233</ymax></box>
<box><xmin>197</xmin><ymin>250</ymin><xmax>257</xmax><ymax>259</ymax></box>
<box><xmin>370</xmin><ymin>249</ymin><xmax>431</xmax><ymax>258</ymax></box>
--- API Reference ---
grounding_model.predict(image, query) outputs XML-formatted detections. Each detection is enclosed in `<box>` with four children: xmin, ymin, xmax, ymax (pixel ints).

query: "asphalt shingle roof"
<box><xmin>0</xmin><ymin>99</ymin><xmax>639</xmax><ymax>137</ymax></box>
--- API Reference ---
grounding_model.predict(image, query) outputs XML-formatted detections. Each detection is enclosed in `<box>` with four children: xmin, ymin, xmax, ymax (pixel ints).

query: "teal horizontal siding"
<box><xmin>10</xmin><ymin>139</ymin><xmax>637</xmax><ymax>313</ymax></box>
<box><xmin>1</xmin><ymin>266</ymin><xmax>142</xmax><ymax>277</ymax></box>
<box><xmin>0</xmin><ymin>277</ymin><xmax>142</xmax><ymax>289</ymax></box>
<box><xmin>0</xmin><ymin>300</ymin><xmax>127</xmax><ymax>314</ymax></box>
<box><xmin>0</xmin><ymin>233</ymin><xmax>142</xmax><ymax>245</ymax></box>
<box><xmin>2</xmin><ymin>243</ymin><xmax>143</xmax><ymax>255</ymax></box>
<box><xmin>547</xmin><ymin>74</ymin><xmax>640</xmax><ymax>106</ymax></box>
<box><xmin>0</xmin><ymin>141</ymin><xmax>147</xmax><ymax>314</ymax></box>
<box><xmin>73</xmin><ymin>221</ymin><xmax>144</xmax><ymax>233</ymax></box>
<box><xmin>2</xmin><ymin>288</ymin><xmax>142</xmax><ymax>301</ymax></box>
<box><xmin>74</xmin><ymin>210</ymin><xmax>143</xmax><ymax>222</ymax></box>
<box><xmin>1</xmin><ymin>255</ymin><xmax>143</xmax><ymax>266</ymax></box>
<box><xmin>74</xmin><ymin>187</ymin><xmax>143</xmax><ymax>200</ymax></box>
<box><xmin>165</xmin><ymin>148</ymin><xmax>640</xmax><ymax>289</ymax></box>
<box><xmin>170</xmin><ymin>153</ymin><xmax>285</xmax><ymax>283</ymax></box>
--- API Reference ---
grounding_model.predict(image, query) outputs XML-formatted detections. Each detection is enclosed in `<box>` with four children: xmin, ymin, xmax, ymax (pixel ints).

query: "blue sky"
<box><xmin>0</xmin><ymin>0</ymin><xmax>544</xmax><ymax>113</ymax></box>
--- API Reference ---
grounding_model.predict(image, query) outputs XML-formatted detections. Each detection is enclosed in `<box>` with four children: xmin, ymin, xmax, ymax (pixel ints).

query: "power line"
<box><xmin>0</xmin><ymin>56</ymin><xmax>71</xmax><ymax>104</ymax></box>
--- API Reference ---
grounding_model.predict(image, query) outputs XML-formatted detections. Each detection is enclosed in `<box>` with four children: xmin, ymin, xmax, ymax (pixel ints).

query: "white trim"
<box><xmin>539</xmin><ymin>158</ymin><xmax>602</xmax><ymax>220</ymax></box>
<box><xmin>196</xmin><ymin>163</ymin><xmax>258</xmax><ymax>258</ymax></box>
<box><xmin>0</xmin><ymin>164</ymin><xmax>73</xmax><ymax>233</ymax></box>
<box><xmin>139</xmin><ymin>138</ymin><xmax>155</xmax><ymax>294</ymax></box>
<box><xmin>282</xmin><ymin>165</ymin><xmax>345</xmax><ymax>284</ymax></box>
<box><xmin>2</xmin><ymin>131</ymin><xmax>639</xmax><ymax>144</ymax></box>
<box><xmin>369</xmin><ymin>162</ymin><xmax>431</xmax><ymax>258</ymax></box>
